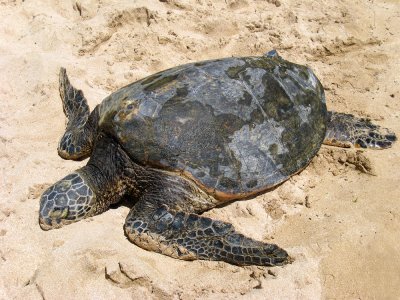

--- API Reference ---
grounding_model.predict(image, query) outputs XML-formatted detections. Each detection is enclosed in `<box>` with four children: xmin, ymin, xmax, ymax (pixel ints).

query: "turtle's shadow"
<box><xmin>109</xmin><ymin>195</ymin><xmax>138</xmax><ymax>210</ymax></box>
<box><xmin>216</xmin><ymin>182</ymin><xmax>282</xmax><ymax>209</ymax></box>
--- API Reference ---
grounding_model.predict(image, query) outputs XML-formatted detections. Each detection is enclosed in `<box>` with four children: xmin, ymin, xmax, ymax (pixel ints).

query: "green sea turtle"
<box><xmin>39</xmin><ymin>51</ymin><xmax>396</xmax><ymax>266</ymax></box>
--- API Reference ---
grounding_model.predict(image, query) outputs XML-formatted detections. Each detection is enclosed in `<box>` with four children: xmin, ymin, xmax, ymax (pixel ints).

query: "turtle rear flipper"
<box><xmin>324</xmin><ymin>111</ymin><xmax>397</xmax><ymax>149</ymax></box>
<box><xmin>58</xmin><ymin>68</ymin><xmax>99</xmax><ymax>160</ymax></box>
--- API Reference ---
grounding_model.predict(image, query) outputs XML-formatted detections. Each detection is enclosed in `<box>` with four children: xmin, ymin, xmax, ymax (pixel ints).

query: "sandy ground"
<box><xmin>1</xmin><ymin>0</ymin><xmax>399</xmax><ymax>299</ymax></box>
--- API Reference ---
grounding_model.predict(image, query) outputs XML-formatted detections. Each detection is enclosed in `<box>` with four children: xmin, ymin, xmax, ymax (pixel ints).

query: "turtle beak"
<box><xmin>39</xmin><ymin>205</ymin><xmax>69</xmax><ymax>231</ymax></box>
<box><xmin>38</xmin><ymin>179</ymin><xmax>71</xmax><ymax>230</ymax></box>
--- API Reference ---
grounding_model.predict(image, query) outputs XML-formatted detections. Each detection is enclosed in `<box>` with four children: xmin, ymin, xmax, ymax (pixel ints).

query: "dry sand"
<box><xmin>1</xmin><ymin>0</ymin><xmax>399</xmax><ymax>299</ymax></box>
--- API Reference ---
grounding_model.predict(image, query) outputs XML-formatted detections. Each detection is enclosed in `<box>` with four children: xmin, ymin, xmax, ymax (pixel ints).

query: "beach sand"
<box><xmin>0</xmin><ymin>0</ymin><xmax>399</xmax><ymax>298</ymax></box>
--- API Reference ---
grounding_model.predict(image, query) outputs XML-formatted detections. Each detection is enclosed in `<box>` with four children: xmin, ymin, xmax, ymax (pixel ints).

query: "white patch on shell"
<box><xmin>228</xmin><ymin>121</ymin><xmax>287</xmax><ymax>184</ymax></box>
<box><xmin>186</xmin><ymin>59</ymin><xmax>261</xmax><ymax>121</ymax></box>
<box><xmin>217</xmin><ymin>164</ymin><xmax>240</xmax><ymax>184</ymax></box>
<box><xmin>287</xmin><ymin>67</ymin><xmax>314</xmax><ymax>91</ymax></box>
<box><xmin>297</xmin><ymin>105</ymin><xmax>312</xmax><ymax>125</ymax></box>
<box><xmin>273</xmin><ymin>66</ymin><xmax>296</xmax><ymax>103</ymax></box>
<box><xmin>238</xmin><ymin>68</ymin><xmax>267</xmax><ymax>117</ymax></box>
<box><xmin>273</xmin><ymin>65</ymin><xmax>322</xmax><ymax>105</ymax></box>
<box><xmin>306</xmin><ymin>68</ymin><xmax>318</xmax><ymax>89</ymax></box>
<box><xmin>305</xmin><ymin>68</ymin><xmax>326</xmax><ymax>103</ymax></box>
<box><xmin>188</xmin><ymin>166</ymin><xmax>211</xmax><ymax>179</ymax></box>
<box><xmin>244</xmin><ymin>68</ymin><xmax>267</xmax><ymax>99</ymax></box>
<box><xmin>176</xmin><ymin>117</ymin><xmax>193</xmax><ymax>124</ymax></box>
<box><xmin>138</xmin><ymin>99</ymin><xmax>162</xmax><ymax>118</ymax></box>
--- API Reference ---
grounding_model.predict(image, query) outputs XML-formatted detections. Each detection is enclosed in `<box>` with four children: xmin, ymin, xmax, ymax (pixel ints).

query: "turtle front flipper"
<box><xmin>324</xmin><ymin>111</ymin><xmax>397</xmax><ymax>149</ymax></box>
<box><xmin>124</xmin><ymin>196</ymin><xmax>289</xmax><ymax>266</ymax></box>
<box><xmin>58</xmin><ymin>68</ymin><xmax>99</xmax><ymax>160</ymax></box>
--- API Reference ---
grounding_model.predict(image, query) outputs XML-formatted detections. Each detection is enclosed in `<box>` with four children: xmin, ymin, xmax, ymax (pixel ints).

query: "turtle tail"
<box><xmin>58</xmin><ymin>68</ymin><xmax>99</xmax><ymax>160</ymax></box>
<box><xmin>324</xmin><ymin>111</ymin><xmax>396</xmax><ymax>149</ymax></box>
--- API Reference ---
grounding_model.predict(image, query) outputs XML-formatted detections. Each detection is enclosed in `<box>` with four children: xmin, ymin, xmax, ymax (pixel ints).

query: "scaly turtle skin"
<box><xmin>39</xmin><ymin>51</ymin><xmax>396</xmax><ymax>266</ymax></box>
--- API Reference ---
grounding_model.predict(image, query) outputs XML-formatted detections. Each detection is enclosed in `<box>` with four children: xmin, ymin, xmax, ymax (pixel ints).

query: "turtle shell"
<box><xmin>98</xmin><ymin>54</ymin><xmax>327</xmax><ymax>200</ymax></box>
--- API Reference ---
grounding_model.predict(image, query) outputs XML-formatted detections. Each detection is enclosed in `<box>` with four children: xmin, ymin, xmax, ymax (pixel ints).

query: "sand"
<box><xmin>0</xmin><ymin>0</ymin><xmax>399</xmax><ymax>299</ymax></box>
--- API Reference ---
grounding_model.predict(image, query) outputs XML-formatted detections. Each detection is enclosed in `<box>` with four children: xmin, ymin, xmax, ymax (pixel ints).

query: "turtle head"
<box><xmin>39</xmin><ymin>172</ymin><xmax>96</xmax><ymax>230</ymax></box>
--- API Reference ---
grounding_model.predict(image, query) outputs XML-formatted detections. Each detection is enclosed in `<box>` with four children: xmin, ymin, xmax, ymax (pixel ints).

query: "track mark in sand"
<box><xmin>35</xmin><ymin>283</ymin><xmax>45</xmax><ymax>300</ymax></box>
<box><xmin>78</xmin><ymin>7</ymin><xmax>157</xmax><ymax>56</ymax></box>
<box><xmin>312</xmin><ymin>37</ymin><xmax>382</xmax><ymax>58</ymax></box>
<box><xmin>22</xmin><ymin>269</ymin><xmax>46</xmax><ymax>300</ymax></box>
<box><xmin>104</xmin><ymin>262</ymin><xmax>170</xmax><ymax>298</ymax></box>
<box><xmin>105</xmin><ymin>262</ymin><xmax>147</xmax><ymax>288</ymax></box>
<box><xmin>317</xmin><ymin>147</ymin><xmax>375</xmax><ymax>176</ymax></box>
<box><xmin>0</xmin><ymin>206</ymin><xmax>15</xmax><ymax>221</ymax></box>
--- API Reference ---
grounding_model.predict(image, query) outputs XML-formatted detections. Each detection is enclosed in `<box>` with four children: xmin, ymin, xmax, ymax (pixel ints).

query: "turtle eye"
<box><xmin>39</xmin><ymin>172</ymin><xmax>95</xmax><ymax>230</ymax></box>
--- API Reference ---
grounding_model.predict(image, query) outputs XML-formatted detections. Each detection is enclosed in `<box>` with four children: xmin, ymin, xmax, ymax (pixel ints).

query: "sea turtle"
<box><xmin>39</xmin><ymin>51</ymin><xmax>396</xmax><ymax>266</ymax></box>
